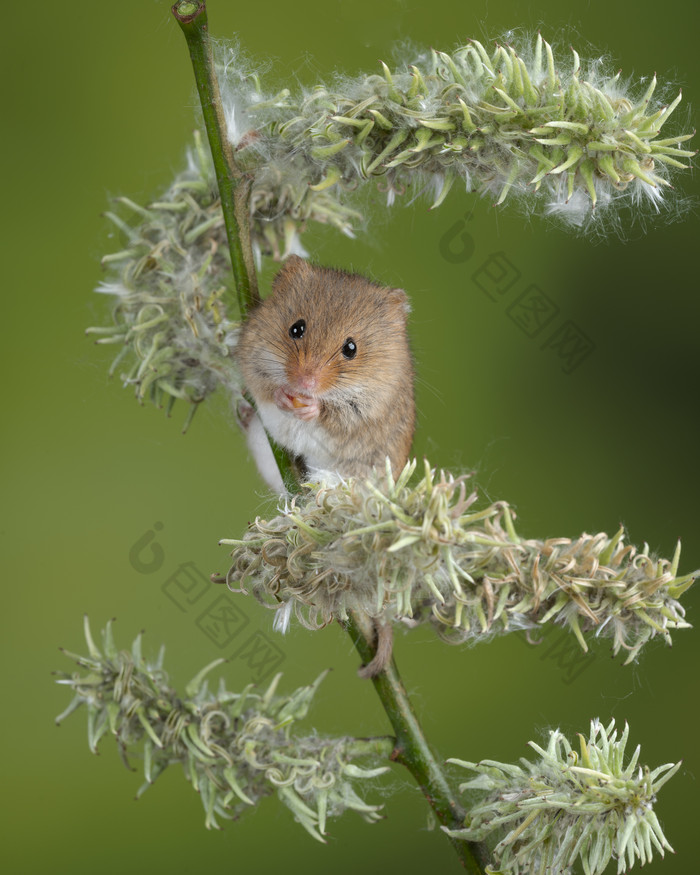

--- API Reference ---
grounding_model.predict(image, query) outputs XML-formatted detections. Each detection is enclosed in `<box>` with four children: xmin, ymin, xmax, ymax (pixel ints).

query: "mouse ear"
<box><xmin>272</xmin><ymin>254</ymin><xmax>311</xmax><ymax>294</ymax></box>
<box><xmin>386</xmin><ymin>287</ymin><xmax>411</xmax><ymax>319</ymax></box>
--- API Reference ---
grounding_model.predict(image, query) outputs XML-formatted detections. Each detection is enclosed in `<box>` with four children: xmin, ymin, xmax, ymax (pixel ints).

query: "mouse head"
<box><xmin>263</xmin><ymin>255</ymin><xmax>411</xmax><ymax>399</ymax></box>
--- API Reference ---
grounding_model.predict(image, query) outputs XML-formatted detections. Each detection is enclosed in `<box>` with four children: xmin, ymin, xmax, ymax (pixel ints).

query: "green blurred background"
<box><xmin>4</xmin><ymin>1</ymin><xmax>699</xmax><ymax>872</ymax></box>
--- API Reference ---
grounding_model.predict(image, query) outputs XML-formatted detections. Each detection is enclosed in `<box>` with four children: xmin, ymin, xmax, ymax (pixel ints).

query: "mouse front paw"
<box><xmin>273</xmin><ymin>387</ymin><xmax>320</xmax><ymax>421</ymax></box>
<box><xmin>293</xmin><ymin>398</ymin><xmax>321</xmax><ymax>421</ymax></box>
<box><xmin>236</xmin><ymin>398</ymin><xmax>256</xmax><ymax>430</ymax></box>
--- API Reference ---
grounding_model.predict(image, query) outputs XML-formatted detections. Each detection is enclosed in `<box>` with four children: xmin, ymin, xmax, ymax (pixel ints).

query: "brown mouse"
<box><xmin>236</xmin><ymin>255</ymin><xmax>415</xmax><ymax>484</ymax></box>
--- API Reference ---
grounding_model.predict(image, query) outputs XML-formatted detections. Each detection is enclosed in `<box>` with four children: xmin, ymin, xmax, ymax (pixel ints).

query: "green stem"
<box><xmin>345</xmin><ymin>736</ymin><xmax>397</xmax><ymax>761</ymax></box>
<box><xmin>346</xmin><ymin>612</ymin><xmax>488</xmax><ymax>873</ymax></box>
<box><xmin>270</xmin><ymin>439</ymin><xmax>303</xmax><ymax>495</ymax></box>
<box><xmin>174</xmin><ymin>2</ymin><xmax>301</xmax><ymax>493</ymax></box>
<box><xmin>171</xmin><ymin>1</ymin><xmax>259</xmax><ymax>316</ymax></box>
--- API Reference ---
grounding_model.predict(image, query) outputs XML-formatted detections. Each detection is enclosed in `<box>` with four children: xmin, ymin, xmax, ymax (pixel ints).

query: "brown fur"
<box><xmin>237</xmin><ymin>255</ymin><xmax>415</xmax><ymax>478</ymax></box>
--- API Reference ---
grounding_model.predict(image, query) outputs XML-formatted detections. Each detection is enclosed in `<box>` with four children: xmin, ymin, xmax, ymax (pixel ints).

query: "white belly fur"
<box><xmin>257</xmin><ymin>401</ymin><xmax>337</xmax><ymax>471</ymax></box>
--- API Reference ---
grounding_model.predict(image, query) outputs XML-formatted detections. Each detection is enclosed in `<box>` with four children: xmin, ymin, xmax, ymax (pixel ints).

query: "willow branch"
<box><xmin>171</xmin><ymin>1</ymin><xmax>259</xmax><ymax>315</ymax></box>
<box><xmin>171</xmin><ymin>1</ymin><xmax>305</xmax><ymax>490</ymax></box>
<box><xmin>346</xmin><ymin>612</ymin><xmax>489</xmax><ymax>873</ymax></box>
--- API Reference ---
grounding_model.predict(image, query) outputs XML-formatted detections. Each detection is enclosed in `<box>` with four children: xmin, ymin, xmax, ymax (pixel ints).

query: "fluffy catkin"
<box><xmin>215</xmin><ymin>33</ymin><xmax>695</xmax><ymax>250</ymax></box>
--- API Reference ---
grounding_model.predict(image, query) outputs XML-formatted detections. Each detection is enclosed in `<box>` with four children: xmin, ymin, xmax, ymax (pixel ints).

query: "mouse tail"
<box><xmin>357</xmin><ymin>620</ymin><xmax>394</xmax><ymax>678</ymax></box>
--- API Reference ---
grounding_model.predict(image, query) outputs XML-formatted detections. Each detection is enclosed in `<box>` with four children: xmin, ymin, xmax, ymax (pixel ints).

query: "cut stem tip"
<box><xmin>172</xmin><ymin>1</ymin><xmax>203</xmax><ymax>22</ymax></box>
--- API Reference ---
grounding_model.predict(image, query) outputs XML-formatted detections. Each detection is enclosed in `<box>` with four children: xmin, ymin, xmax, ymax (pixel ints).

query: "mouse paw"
<box><xmin>236</xmin><ymin>398</ymin><xmax>256</xmax><ymax>431</ymax></box>
<box><xmin>273</xmin><ymin>387</ymin><xmax>297</xmax><ymax>412</ymax></box>
<box><xmin>274</xmin><ymin>387</ymin><xmax>320</xmax><ymax>421</ymax></box>
<box><xmin>293</xmin><ymin>398</ymin><xmax>320</xmax><ymax>421</ymax></box>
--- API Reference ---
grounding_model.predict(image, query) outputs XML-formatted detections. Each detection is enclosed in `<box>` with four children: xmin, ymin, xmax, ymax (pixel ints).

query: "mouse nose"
<box><xmin>287</xmin><ymin>362</ymin><xmax>320</xmax><ymax>395</ymax></box>
<box><xmin>296</xmin><ymin>373</ymin><xmax>319</xmax><ymax>393</ymax></box>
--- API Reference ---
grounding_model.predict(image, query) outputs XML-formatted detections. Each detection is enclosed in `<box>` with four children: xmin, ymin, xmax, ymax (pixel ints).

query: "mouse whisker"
<box><xmin>263</xmin><ymin>336</ymin><xmax>291</xmax><ymax>358</ymax></box>
<box><xmin>323</xmin><ymin>348</ymin><xmax>342</xmax><ymax>368</ymax></box>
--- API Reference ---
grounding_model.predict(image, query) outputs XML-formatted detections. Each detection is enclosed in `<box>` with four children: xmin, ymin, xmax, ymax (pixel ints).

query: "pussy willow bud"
<box><xmin>219</xmin><ymin>460</ymin><xmax>694</xmax><ymax>661</ymax></box>
<box><xmin>86</xmin><ymin>132</ymin><xmax>240</xmax><ymax>429</ymax></box>
<box><xmin>56</xmin><ymin>618</ymin><xmax>391</xmax><ymax>840</ymax></box>
<box><xmin>220</xmin><ymin>33</ymin><xmax>695</xmax><ymax>243</ymax></box>
<box><xmin>445</xmin><ymin>719</ymin><xmax>680</xmax><ymax>874</ymax></box>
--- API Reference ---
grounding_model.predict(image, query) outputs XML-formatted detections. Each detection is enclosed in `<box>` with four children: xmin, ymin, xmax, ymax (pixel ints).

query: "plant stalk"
<box><xmin>171</xmin><ymin>1</ymin><xmax>259</xmax><ymax>316</ymax></box>
<box><xmin>172</xmin><ymin>11</ymin><xmax>480</xmax><ymax>860</ymax></box>
<box><xmin>173</xmin><ymin>1</ymin><xmax>302</xmax><ymax>492</ymax></box>
<box><xmin>345</xmin><ymin>736</ymin><xmax>397</xmax><ymax>760</ymax></box>
<box><xmin>346</xmin><ymin>612</ymin><xmax>488</xmax><ymax>873</ymax></box>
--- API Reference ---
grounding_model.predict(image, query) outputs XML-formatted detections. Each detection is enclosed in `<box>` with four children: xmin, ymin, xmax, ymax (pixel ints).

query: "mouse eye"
<box><xmin>342</xmin><ymin>338</ymin><xmax>357</xmax><ymax>359</ymax></box>
<box><xmin>289</xmin><ymin>319</ymin><xmax>306</xmax><ymax>339</ymax></box>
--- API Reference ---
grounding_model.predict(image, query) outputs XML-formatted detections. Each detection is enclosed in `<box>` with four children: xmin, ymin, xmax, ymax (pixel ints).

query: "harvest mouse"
<box><xmin>236</xmin><ymin>255</ymin><xmax>415</xmax><ymax>677</ymax></box>
<box><xmin>236</xmin><ymin>255</ymin><xmax>415</xmax><ymax>488</ymax></box>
